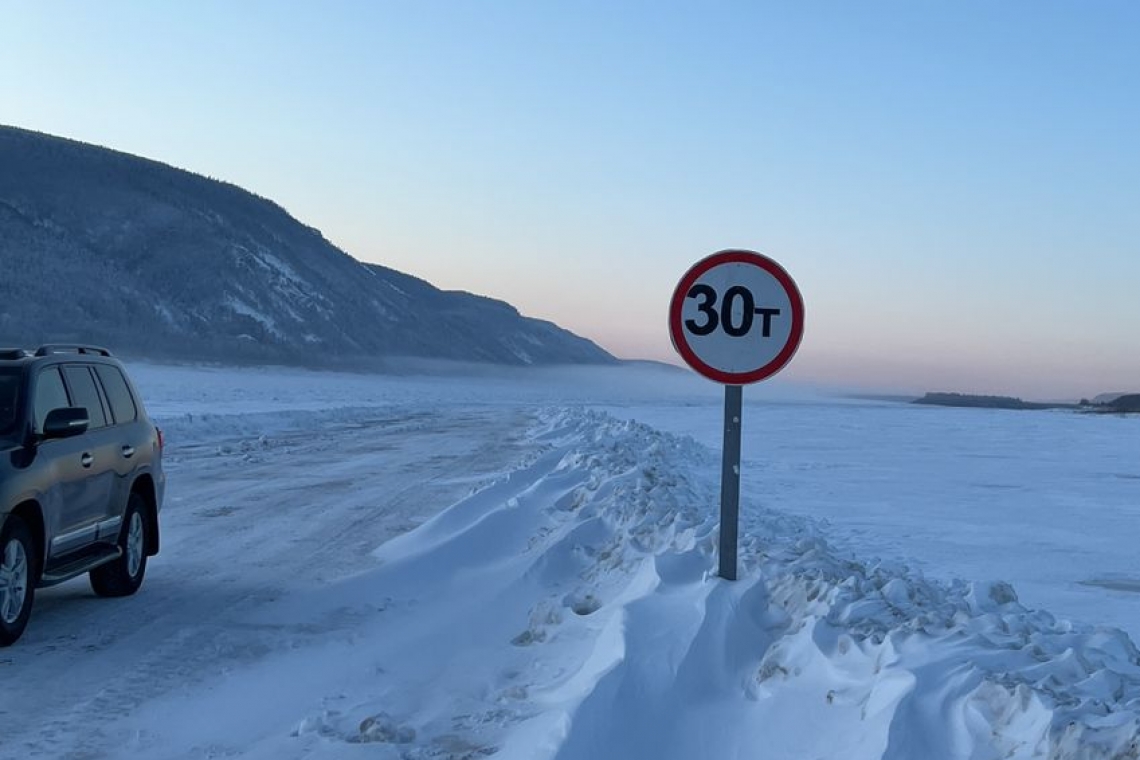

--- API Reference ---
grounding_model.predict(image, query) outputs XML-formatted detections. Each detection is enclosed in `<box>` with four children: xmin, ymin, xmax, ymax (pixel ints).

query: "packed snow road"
<box><xmin>0</xmin><ymin>402</ymin><xmax>535</xmax><ymax>760</ymax></box>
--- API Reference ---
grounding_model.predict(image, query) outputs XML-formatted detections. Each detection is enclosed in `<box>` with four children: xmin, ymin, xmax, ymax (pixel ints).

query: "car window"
<box><xmin>95</xmin><ymin>365</ymin><xmax>138</xmax><ymax>424</ymax></box>
<box><xmin>34</xmin><ymin>368</ymin><xmax>71</xmax><ymax>434</ymax></box>
<box><xmin>0</xmin><ymin>369</ymin><xmax>21</xmax><ymax>435</ymax></box>
<box><xmin>62</xmin><ymin>366</ymin><xmax>108</xmax><ymax>429</ymax></box>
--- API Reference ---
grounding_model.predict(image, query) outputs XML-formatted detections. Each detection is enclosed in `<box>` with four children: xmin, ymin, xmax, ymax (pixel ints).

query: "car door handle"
<box><xmin>81</xmin><ymin>453</ymin><xmax>93</xmax><ymax>468</ymax></box>
<box><xmin>121</xmin><ymin>445</ymin><xmax>135</xmax><ymax>459</ymax></box>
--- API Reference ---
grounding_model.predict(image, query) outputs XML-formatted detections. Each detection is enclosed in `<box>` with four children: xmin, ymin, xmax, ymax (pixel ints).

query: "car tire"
<box><xmin>90</xmin><ymin>493</ymin><xmax>149</xmax><ymax>598</ymax></box>
<box><xmin>0</xmin><ymin>516</ymin><xmax>36</xmax><ymax>647</ymax></box>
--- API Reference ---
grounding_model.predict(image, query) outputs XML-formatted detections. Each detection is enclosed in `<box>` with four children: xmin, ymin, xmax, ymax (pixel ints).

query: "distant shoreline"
<box><xmin>913</xmin><ymin>392</ymin><xmax>1140</xmax><ymax>414</ymax></box>
<box><xmin>913</xmin><ymin>392</ymin><xmax>1076</xmax><ymax>411</ymax></box>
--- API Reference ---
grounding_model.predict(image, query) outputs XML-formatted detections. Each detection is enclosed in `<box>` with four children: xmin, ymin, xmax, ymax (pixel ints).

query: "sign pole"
<box><xmin>719</xmin><ymin>384</ymin><xmax>743</xmax><ymax>581</ymax></box>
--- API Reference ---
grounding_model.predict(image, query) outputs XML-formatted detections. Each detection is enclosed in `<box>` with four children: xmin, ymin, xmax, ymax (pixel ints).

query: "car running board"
<box><xmin>40</xmin><ymin>546</ymin><xmax>123</xmax><ymax>586</ymax></box>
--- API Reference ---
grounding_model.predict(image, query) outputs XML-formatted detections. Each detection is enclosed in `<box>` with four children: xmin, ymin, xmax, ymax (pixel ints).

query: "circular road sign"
<box><xmin>669</xmin><ymin>250</ymin><xmax>804</xmax><ymax>385</ymax></box>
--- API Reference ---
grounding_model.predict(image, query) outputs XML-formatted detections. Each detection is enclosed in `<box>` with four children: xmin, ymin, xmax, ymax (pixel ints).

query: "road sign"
<box><xmin>668</xmin><ymin>250</ymin><xmax>804</xmax><ymax>581</ymax></box>
<box><xmin>669</xmin><ymin>250</ymin><xmax>804</xmax><ymax>385</ymax></box>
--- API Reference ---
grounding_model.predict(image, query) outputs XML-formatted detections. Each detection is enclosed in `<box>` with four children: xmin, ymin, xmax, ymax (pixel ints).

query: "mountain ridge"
<box><xmin>0</xmin><ymin>125</ymin><xmax>615</xmax><ymax>368</ymax></box>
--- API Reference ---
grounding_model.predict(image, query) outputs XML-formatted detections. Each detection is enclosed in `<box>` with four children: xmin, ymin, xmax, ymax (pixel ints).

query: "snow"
<box><xmin>597</xmin><ymin>400</ymin><xmax>1140</xmax><ymax>639</ymax></box>
<box><xmin>224</xmin><ymin>295</ymin><xmax>282</xmax><ymax>337</ymax></box>
<box><xmin>2</xmin><ymin>363</ymin><xmax>1139</xmax><ymax>759</ymax></box>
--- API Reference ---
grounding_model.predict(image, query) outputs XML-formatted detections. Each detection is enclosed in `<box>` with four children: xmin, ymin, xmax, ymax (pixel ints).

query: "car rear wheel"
<box><xmin>90</xmin><ymin>493</ymin><xmax>149</xmax><ymax>598</ymax></box>
<box><xmin>0</xmin><ymin>516</ymin><xmax>36</xmax><ymax>647</ymax></box>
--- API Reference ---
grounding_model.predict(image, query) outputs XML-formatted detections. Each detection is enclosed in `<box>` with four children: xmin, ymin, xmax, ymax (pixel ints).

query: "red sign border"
<box><xmin>669</xmin><ymin>249</ymin><xmax>805</xmax><ymax>385</ymax></box>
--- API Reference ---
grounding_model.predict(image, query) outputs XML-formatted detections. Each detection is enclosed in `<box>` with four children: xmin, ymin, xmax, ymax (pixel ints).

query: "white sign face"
<box><xmin>669</xmin><ymin>250</ymin><xmax>804</xmax><ymax>385</ymax></box>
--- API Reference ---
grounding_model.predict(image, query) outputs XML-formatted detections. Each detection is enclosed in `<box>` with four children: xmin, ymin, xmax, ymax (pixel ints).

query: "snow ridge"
<box><xmin>746</xmin><ymin>535</ymin><xmax>1140</xmax><ymax>759</ymax></box>
<box><xmin>354</xmin><ymin>408</ymin><xmax>1140</xmax><ymax>759</ymax></box>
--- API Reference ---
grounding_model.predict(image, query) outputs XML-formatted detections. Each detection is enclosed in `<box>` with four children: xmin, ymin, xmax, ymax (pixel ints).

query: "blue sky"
<box><xmin>3</xmin><ymin>2</ymin><xmax>1138</xmax><ymax>397</ymax></box>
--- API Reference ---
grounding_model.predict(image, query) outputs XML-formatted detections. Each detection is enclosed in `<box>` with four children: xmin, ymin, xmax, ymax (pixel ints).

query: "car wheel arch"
<box><xmin>7</xmin><ymin>501</ymin><xmax>45</xmax><ymax>582</ymax></box>
<box><xmin>129</xmin><ymin>475</ymin><xmax>160</xmax><ymax>556</ymax></box>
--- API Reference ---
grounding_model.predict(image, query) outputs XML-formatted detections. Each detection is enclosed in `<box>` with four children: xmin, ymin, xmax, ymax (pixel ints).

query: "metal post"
<box><xmin>719</xmin><ymin>384</ymin><xmax>743</xmax><ymax>581</ymax></box>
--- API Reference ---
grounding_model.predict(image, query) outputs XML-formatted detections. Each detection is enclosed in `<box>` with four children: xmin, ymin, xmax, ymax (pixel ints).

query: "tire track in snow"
<box><xmin>0</xmin><ymin>406</ymin><xmax>534</xmax><ymax>760</ymax></box>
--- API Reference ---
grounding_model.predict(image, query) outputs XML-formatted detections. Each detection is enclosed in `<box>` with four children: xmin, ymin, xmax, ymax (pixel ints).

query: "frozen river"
<box><xmin>603</xmin><ymin>395</ymin><xmax>1140</xmax><ymax>641</ymax></box>
<box><xmin>2</xmin><ymin>361</ymin><xmax>1138</xmax><ymax>760</ymax></box>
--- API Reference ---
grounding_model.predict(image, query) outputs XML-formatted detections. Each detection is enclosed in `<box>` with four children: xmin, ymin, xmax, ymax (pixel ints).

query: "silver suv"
<box><xmin>0</xmin><ymin>345</ymin><xmax>165</xmax><ymax>646</ymax></box>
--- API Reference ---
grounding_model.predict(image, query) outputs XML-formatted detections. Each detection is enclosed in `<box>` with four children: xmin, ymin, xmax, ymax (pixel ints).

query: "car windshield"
<box><xmin>0</xmin><ymin>368</ymin><xmax>22</xmax><ymax>436</ymax></box>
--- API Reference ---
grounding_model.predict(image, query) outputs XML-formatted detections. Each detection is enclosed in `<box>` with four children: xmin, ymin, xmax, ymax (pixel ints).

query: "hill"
<box><xmin>913</xmin><ymin>392</ymin><xmax>1076</xmax><ymax>411</ymax></box>
<box><xmin>1084</xmin><ymin>393</ymin><xmax>1140</xmax><ymax>414</ymax></box>
<box><xmin>0</xmin><ymin>126</ymin><xmax>616</xmax><ymax>367</ymax></box>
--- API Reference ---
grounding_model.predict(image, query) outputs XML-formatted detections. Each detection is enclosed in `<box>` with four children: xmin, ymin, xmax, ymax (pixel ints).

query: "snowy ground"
<box><xmin>599</xmin><ymin>398</ymin><xmax>1140</xmax><ymax>640</ymax></box>
<box><xmin>1</xmin><ymin>362</ymin><xmax>1139</xmax><ymax>759</ymax></box>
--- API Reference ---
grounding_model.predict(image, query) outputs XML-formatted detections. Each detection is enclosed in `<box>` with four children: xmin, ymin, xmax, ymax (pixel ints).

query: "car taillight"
<box><xmin>156</xmin><ymin>427</ymin><xmax>164</xmax><ymax>452</ymax></box>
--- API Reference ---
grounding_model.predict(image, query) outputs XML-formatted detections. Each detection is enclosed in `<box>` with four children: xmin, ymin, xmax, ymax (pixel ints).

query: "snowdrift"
<box><xmin>244</xmin><ymin>409</ymin><xmax>1140</xmax><ymax>759</ymax></box>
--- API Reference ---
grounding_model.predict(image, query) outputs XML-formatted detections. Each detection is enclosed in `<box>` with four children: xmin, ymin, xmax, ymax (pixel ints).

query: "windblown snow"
<box><xmin>2</xmin><ymin>363</ymin><xmax>1139</xmax><ymax>759</ymax></box>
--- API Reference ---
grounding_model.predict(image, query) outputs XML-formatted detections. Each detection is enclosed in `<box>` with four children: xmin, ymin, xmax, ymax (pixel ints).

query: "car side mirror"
<box><xmin>42</xmin><ymin>407</ymin><xmax>90</xmax><ymax>439</ymax></box>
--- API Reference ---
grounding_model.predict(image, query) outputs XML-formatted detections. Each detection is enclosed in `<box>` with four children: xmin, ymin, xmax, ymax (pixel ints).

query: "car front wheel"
<box><xmin>0</xmin><ymin>516</ymin><xmax>36</xmax><ymax>647</ymax></box>
<box><xmin>90</xmin><ymin>493</ymin><xmax>150</xmax><ymax>598</ymax></box>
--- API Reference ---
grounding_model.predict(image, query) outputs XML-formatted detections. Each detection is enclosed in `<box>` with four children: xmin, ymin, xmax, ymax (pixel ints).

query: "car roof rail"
<box><xmin>0</xmin><ymin>348</ymin><xmax>31</xmax><ymax>360</ymax></box>
<box><xmin>34</xmin><ymin>344</ymin><xmax>113</xmax><ymax>357</ymax></box>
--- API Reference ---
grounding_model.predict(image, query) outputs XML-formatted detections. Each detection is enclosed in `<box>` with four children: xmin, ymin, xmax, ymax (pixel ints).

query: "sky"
<box><xmin>2</xmin><ymin>1</ymin><xmax>1138</xmax><ymax>398</ymax></box>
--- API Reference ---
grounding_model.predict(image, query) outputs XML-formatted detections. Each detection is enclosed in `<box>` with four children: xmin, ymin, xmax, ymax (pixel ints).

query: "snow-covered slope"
<box><xmin>0</xmin><ymin>125</ymin><xmax>614</xmax><ymax>366</ymax></box>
